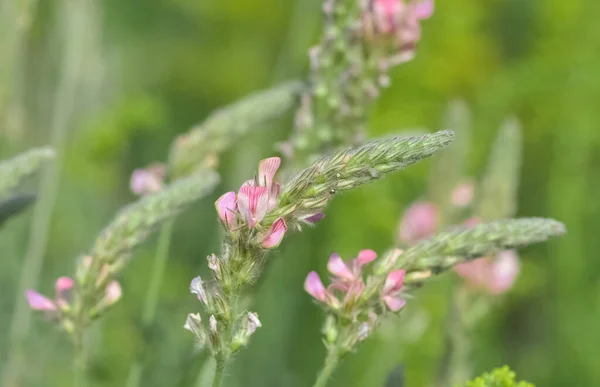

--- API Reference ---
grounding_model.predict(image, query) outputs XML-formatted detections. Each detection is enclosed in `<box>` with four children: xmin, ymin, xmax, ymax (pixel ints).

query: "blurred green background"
<box><xmin>1</xmin><ymin>0</ymin><xmax>599</xmax><ymax>386</ymax></box>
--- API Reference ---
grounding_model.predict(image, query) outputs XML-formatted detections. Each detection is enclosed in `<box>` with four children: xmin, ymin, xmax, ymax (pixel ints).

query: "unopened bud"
<box><xmin>207</xmin><ymin>254</ymin><xmax>221</xmax><ymax>279</ymax></box>
<box><xmin>190</xmin><ymin>276</ymin><xmax>208</xmax><ymax>305</ymax></box>
<box><xmin>184</xmin><ymin>313</ymin><xmax>206</xmax><ymax>345</ymax></box>
<box><xmin>209</xmin><ymin>315</ymin><xmax>218</xmax><ymax>333</ymax></box>
<box><xmin>323</xmin><ymin>315</ymin><xmax>338</xmax><ymax>344</ymax></box>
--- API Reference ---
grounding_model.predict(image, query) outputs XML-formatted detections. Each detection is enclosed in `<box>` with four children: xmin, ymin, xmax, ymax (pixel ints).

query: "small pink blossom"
<box><xmin>215</xmin><ymin>191</ymin><xmax>238</xmax><ymax>229</ymax></box>
<box><xmin>454</xmin><ymin>250</ymin><xmax>520</xmax><ymax>295</ymax></box>
<box><xmin>130</xmin><ymin>163</ymin><xmax>166</xmax><ymax>196</ymax></box>
<box><xmin>451</xmin><ymin>181</ymin><xmax>475</xmax><ymax>207</ymax></box>
<box><xmin>382</xmin><ymin>269</ymin><xmax>406</xmax><ymax>311</ymax></box>
<box><xmin>261</xmin><ymin>217</ymin><xmax>288</xmax><ymax>248</ymax></box>
<box><xmin>55</xmin><ymin>277</ymin><xmax>74</xmax><ymax>308</ymax></box>
<box><xmin>398</xmin><ymin>201</ymin><xmax>439</xmax><ymax>243</ymax></box>
<box><xmin>304</xmin><ymin>271</ymin><xmax>327</xmax><ymax>302</ymax></box>
<box><xmin>26</xmin><ymin>290</ymin><xmax>56</xmax><ymax>311</ymax></box>
<box><xmin>327</xmin><ymin>253</ymin><xmax>355</xmax><ymax>282</ymax></box>
<box><xmin>371</xmin><ymin>0</ymin><xmax>434</xmax><ymax>57</ymax></box>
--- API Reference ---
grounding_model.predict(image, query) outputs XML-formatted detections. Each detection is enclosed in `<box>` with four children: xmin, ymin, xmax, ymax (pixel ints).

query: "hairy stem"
<box><xmin>211</xmin><ymin>357</ymin><xmax>227</xmax><ymax>387</ymax></box>
<box><xmin>313</xmin><ymin>348</ymin><xmax>341</xmax><ymax>387</ymax></box>
<box><xmin>73</xmin><ymin>329</ymin><xmax>88</xmax><ymax>387</ymax></box>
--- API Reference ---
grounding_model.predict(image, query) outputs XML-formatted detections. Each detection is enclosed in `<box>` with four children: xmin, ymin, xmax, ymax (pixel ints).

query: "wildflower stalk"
<box><xmin>186</xmin><ymin>132</ymin><xmax>453</xmax><ymax>384</ymax></box>
<box><xmin>212</xmin><ymin>357</ymin><xmax>227</xmax><ymax>387</ymax></box>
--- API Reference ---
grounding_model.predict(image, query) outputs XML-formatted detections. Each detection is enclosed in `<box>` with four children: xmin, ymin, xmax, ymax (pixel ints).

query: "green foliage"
<box><xmin>0</xmin><ymin>193</ymin><xmax>35</xmax><ymax>227</ymax></box>
<box><xmin>460</xmin><ymin>366</ymin><xmax>534</xmax><ymax>387</ymax></box>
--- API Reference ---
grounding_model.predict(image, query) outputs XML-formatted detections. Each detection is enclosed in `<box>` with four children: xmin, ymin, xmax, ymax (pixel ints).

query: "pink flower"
<box><xmin>101</xmin><ymin>281</ymin><xmax>122</xmax><ymax>306</ymax></box>
<box><xmin>382</xmin><ymin>269</ymin><xmax>406</xmax><ymax>311</ymax></box>
<box><xmin>26</xmin><ymin>290</ymin><xmax>56</xmax><ymax>311</ymax></box>
<box><xmin>327</xmin><ymin>249</ymin><xmax>377</xmax><ymax>283</ymax></box>
<box><xmin>398</xmin><ymin>201</ymin><xmax>439</xmax><ymax>243</ymax></box>
<box><xmin>451</xmin><ymin>181</ymin><xmax>475</xmax><ymax>207</ymax></box>
<box><xmin>372</xmin><ymin>0</ymin><xmax>434</xmax><ymax>55</ymax></box>
<box><xmin>27</xmin><ymin>275</ymin><xmax>75</xmax><ymax>313</ymax></box>
<box><xmin>454</xmin><ymin>250</ymin><xmax>520</xmax><ymax>295</ymax></box>
<box><xmin>214</xmin><ymin>157</ymin><xmax>283</xmax><ymax>230</ymax></box>
<box><xmin>130</xmin><ymin>163</ymin><xmax>166</xmax><ymax>196</ymax></box>
<box><xmin>261</xmin><ymin>217</ymin><xmax>288</xmax><ymax>248</ymax></box>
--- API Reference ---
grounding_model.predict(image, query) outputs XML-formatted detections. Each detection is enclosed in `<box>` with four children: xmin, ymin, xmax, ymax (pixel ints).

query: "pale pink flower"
<box><xmin>26</xmin><ymin>290</ymin><xmax>56</xmax><ymax>311</ymax></box>
<box><xmin>382</xmin><ymin>269</ymin><xmax>407</xmax><ymax>311</ymax></box>
<box><xmin>102</xmin><ymin>281</ymin><xmax>122</xmax><ymax>306</ymax></box>
<box><xmin>27</xmin><ymin>276</ymin><xmax>75</xmax><ymax>313</ymax></box>
<box><xmin>215</xmin><ymin>191</ymin><xmax>238</xmax><ymax>229</ymax></box>
<box><xmin>130</xmin><ymin>163</ymin><xmax>166</xmax><ymax>196</ymax></box>
<box><xmin>398</xmin><ymin>201</ymin><xmax>439</xmax><ymax>243</ymax></box>
<box><xmin>372</xmin><ymin>0</ymin><xmax>434</xmax><ymax>57</ymax></box>
<box><xmin>454</xmin><ymin>250</ymin><xmax>520</xmax><ymax>295</ymax></box>
<box><xmin>246</xmin><ymin>312</ymin><xmax>261</xmax><ymax>336</ymax></box>
<box><xmin>451</xmin><ymin>181</ymin><xmax>475</xmax><ymax>207</ymax></box>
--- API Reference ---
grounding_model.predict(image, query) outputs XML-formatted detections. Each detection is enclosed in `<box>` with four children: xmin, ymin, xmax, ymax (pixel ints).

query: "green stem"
<box><xmin>73</xmin><ymin>330</ymin><xmax>88</xmax><ymax>387</ymax></box>
<box><xmin>211</xmin><ymin>357</ymin><xmax>227</xmax><ymax>387</ymax></box>
<box><xmin>313</xmin><ymin>349</ymin><xmax>341</xmax><ymax>387</ymax></box>
<box><xmin>125</xmin><ymin>220</ymin><xmax>175</xmax><ymax>387</ymax></box>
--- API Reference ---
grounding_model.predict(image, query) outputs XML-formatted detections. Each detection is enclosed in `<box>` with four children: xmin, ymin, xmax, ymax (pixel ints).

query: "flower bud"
<box><xmin>190</xmin><ymin>276</ymin><xmax>208</xmax><ymax>305</ymax></box>
<box><xmin>184</xmin><ymin>313</ymin><xmax>206</xmax><ymax>346</ymax></box>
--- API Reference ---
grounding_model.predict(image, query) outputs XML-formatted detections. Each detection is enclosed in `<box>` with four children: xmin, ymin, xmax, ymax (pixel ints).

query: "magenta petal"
<box><xmin>258</xmin><ymin>157</ymin><xmax>281</xmax><ymax>187</ymax></box>
<box><xmin>383</xmin><ymin>269</ymin><xmax>405</xmax><ymax>294</ymax></box>
<box><xmin>383</xmin><ymin>295</ymin><xmax>406</xmax><ymax>311</ymax></box>
<box><xmin>357</xmin><ymin>249</ymin><xmax>377</xmax><ymax>266</ymax></box>
<box><xmin>304</xmin><ymin>271</ymin><xmax>326</xmax><ymax>302</ymax></box>
<box><xmin>303</xmin><ymin>213</ymin><xmax>325</xmax><ymax>224</ymax></box>
<box><xmin>215</xmin><ymin>191</ymin><xmax>238</xmax><ymax>228</ymax></box>
<box><xmin>262</xmin><ymin>218</ymin><xmax>287</xmax><ymax>248</ymax></box>
<box><xmin>415</xmin><ymin>0</ymin><xmax>434</xmax><ymax>19</ymax></box>
<box><xmin>26</xmin><ymin>290</ymin><xmax>56</xmax><ymax>311</ymax></box>
<box><xmin>327</xmin><ymin>253</ymin><xmax>354</xmax><ymax>281</ymax></box>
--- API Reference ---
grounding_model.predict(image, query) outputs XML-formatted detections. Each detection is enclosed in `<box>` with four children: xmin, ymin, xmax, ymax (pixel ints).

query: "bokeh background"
<box><xmin>1</xmin><ymin>0</ymin><xmax>599</xmax><ymax>386</ymax></box>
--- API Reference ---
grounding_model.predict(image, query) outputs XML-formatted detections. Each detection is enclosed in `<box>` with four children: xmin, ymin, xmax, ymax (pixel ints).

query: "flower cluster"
<box><xmin>215</xmin><ymin>157</ymin><xmax>287</xmax><ymax>248</ymax></box>
<box><xmin>26</xmin><ymin>266</ymin><xmax>121</xmax><ymax>332</ymax></box>
<box><xmin>365</xmin><ymin>0</ymin><xmax>434</xmax><ymax>64</ymax></box>
<box><xmin>304</xmin><ymin>250</ymin><xmax>407</xmax><ymax>352</ymax></box>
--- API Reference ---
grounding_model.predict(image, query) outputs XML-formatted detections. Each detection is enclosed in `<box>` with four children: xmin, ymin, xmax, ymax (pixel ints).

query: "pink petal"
<box><xmin>327</xmin><ymin>253</ymin><xmax>355</xmax><ymax>281</ymax></box>
<box><xmin>488</xmin><ymin>250</ymin><xmax>520</xmax><ymax>294</ymax></box>
<box><xmin>215</xmin><ymin>191</ymin><xmax>238</xmax><ymax>229</ymax></box>
<box><xmin>383</xmin><ymin>295</ymin><xmax>407</xmax><ymax>311</ymax></box>
<box><xmin>383</xmin><ymin>269</ymin><xmax>406</xmax><ymax>294</ymax></box>
<box><xmin>357</xmin><ymin>249</ymin><xmax>377</xmax><ymax>266</ymax></box>
<box><xmin>258</xmin><ymin>157</ymin><xmax>281</xmax><ymax>187</ymax></box>
<box><xmin>463</xmin><ymin>216</ymin><xmax>481</xmax><ymax>228</ymax></box>
<box><xmin>26</xmin><ymin>290</ymin><xmax>56</xmax><ymax>311</ymax></box>
<box><xmin>415</xmin><ymin>0</ymin><xmax>434</xmax><ymax>19</ymax></box>
<box><xmin>398</xmin><ymin>201</ymin><xmax>439</xmax><ymax>243</ymax></box>
<box><xmin>261</xmin><ymin>218</ymin><xmax>287</xmax><ymax>248</ymax></box>
<box><xmin>237</xmin><ymin>186</ymin><xmax>269</xmax><ymax>227</ymax></box>
<box><xmin>304</xmin><ymin>271</ymin><xmax>326</xmax><ymax>302</ymax></box>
